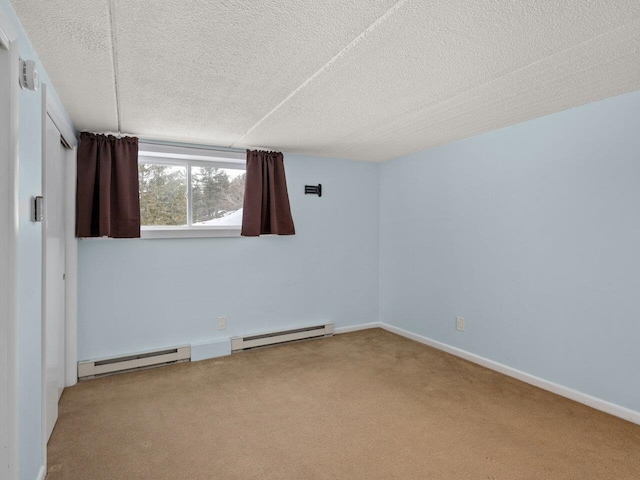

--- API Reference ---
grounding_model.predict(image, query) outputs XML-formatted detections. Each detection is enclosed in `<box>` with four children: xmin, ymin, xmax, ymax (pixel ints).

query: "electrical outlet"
<box><xmin>456</xmin><ymin>317</ymin><xmax>465</xmax><ymax>332</ymax></box>
<box><xmin>217</xmin><ymin>316</ymin><xmax>227</xmax><ymax>330</ymax></box>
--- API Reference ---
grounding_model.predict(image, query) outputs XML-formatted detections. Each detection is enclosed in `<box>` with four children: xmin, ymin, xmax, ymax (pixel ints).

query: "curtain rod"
<box><xmin>79</xmin><ymin>131</ymin><xmax>275</xmax><ymax>154</ymax></box>
<box><xmin>138</xmin><ymin>138</ymin><xmax>247</xmax><ymax>155</ymax></box>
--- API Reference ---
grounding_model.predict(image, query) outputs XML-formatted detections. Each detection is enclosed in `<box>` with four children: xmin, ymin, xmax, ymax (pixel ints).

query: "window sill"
<box><xmin>140</xmin><ymin>227</ymin><xmax>241</xmax><ymax>239</ymax></box>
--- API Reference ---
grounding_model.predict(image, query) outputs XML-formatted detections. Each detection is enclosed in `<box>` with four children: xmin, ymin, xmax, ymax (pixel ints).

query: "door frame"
<box><xmin>0</xmin><ymin>11</ymin><xmax>20</xmax><ymax>480</ymax></box>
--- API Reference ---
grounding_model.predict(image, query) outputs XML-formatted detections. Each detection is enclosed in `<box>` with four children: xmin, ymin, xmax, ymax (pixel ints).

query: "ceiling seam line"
<box><xmin>229</xmin><ymin>0</ymin><xmax>410</xmax><ymax>147</ymax></box>
<box><xmin>319</xmin><ymin>17</ymin><xmax>640</xmax><ymax>152</ymax></box>
<box><xmin>108</xmin><ymin>0</ymin><xmax>122</xmax><ymax>133</ymax></box>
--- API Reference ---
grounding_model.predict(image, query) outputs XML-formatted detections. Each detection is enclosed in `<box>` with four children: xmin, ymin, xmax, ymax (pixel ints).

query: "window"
<box><xmin>137</xmin><ymin>144</ymin><xmax>245</xmax><ymax>238</ymax></box>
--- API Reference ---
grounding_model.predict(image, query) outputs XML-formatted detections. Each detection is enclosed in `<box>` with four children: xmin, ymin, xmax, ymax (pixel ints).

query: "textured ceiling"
<box><xmin>10</xmin><ymin>0</ymin><xmax>640</xmax><ymax>161</ymax></box>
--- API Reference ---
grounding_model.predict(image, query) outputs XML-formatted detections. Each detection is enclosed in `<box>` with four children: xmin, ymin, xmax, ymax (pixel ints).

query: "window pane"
<box><xmin>138</xmin><ymin>163</ymin><xmax>187</xmax><ymax>226</ymax></box>
<box><xmin>191</xmin><ymin>166</ymin><xmax>245</xmax><ymax>226</ymax></box>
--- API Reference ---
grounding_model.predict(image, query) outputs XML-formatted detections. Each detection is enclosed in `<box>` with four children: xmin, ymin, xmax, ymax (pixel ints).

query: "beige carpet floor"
<box><xmin>48</xmin><ymin>329</ymin><xmax>640</xmax><ymax>479</ymax></box>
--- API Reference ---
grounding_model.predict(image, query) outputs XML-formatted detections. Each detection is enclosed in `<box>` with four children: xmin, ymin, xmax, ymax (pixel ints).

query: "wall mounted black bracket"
<box><xmin>305</xmin><ymin>184</ymin><xmax>322</xmax><ymax>197</ymax></box>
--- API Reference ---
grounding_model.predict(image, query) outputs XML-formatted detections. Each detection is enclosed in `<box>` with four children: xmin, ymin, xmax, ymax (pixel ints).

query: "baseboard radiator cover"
<box><xmin>78</xmin><ymin>346</ymin><xmax>191</xmax><ymax>380</ymax></box>
<box><xmin>231</xmin><ymin>323</ymin><xmax>334</xmax><ymax>352</ymax></box>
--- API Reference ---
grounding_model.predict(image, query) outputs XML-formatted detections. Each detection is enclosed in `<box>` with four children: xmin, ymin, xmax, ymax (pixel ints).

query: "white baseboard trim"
<box><xmin>334</xmin><ymin>322</ymin><xmax>382</xmax><ymax>334</ymax></box>
<box><xmin>190</xmin><ymin>322</ymin><xmax>383</xmax><ymax>362</ymax></box>
<box><xmin>380</xmin><ymin>323</ymin><xmax>640</xmax><ymax>426</ymax></box>
<box><xmin>127</xmin><ymin>323</ymin><xmax>383</xmax><ymax>365</ymax></box>
<box><xmin>36</xmin><ymin>465</ymin><xmax>46</xmax><ymax>480</ymax></box>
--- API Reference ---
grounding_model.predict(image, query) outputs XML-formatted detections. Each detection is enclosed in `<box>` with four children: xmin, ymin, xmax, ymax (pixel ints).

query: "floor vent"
<box><xmin>231</xmin><ymin>323</ymin><xmax>334</xmax><ymax>352</ymax></box>
<box><xmin>78</xmin><ymin>346</ymin><xmax>191</xmax><ymax>380</ymax></box>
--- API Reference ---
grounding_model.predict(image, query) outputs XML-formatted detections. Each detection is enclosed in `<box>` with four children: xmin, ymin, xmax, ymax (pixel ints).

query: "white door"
<box><xmin>43</xmin><ymin>114</ymin><xmax>66</xmax><ymax>441</ymax></box>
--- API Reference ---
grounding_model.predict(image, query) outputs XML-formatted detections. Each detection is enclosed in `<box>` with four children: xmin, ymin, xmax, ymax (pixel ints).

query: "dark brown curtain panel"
<box><xmin>241</xmin><ymin>150</ymin><xmax>295</xmax><ymax>236</ymax></box>
<box><xmin>76</xmin><ymin>133</ymin><xmax>140</xmax><ymax>238</ymax></box>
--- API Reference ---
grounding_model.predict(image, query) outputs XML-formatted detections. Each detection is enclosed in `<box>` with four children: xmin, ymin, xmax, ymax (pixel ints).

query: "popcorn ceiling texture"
<box><xmin>10</xmin><ymin>0</ymin><xmax>640</xmax><ymax>161</ymax></box>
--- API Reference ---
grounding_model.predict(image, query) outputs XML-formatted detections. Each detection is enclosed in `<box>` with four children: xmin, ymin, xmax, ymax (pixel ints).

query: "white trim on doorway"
<box><xmin>0</xmin><ymin>11</ymin><xmax>20</xmax><ymax>480</ymax></box>
<box><xmin>40</xmin><ymin>83</ymin><xmax>48</xmax><ymax>476</ymax></box>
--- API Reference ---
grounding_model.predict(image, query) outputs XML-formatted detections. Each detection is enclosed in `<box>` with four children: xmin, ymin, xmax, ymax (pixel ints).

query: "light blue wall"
<box><xmin>78</xmin><ymin>155</ymin><xmax>380</xmax><ymax>360</ymax></box>
<box><xmin>7</xmin><ymin>3</ymin><xmax>640</xmax><ymax>461</ymax></box>
<box><xmin>1</xmin><ymin>1</ymin><xmax>73</xmax><ymax>478</ymax></box>
<box><xmin>380</xmin><ymin>89</ymin><xmax>640</xmax><ymax>412</ymax></box>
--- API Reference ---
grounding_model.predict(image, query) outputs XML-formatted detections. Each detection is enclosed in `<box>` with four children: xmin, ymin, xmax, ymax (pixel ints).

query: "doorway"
<box><xmin>0</xmin><ymin>17</ymin><xmax>19</xmax><ymax>480</ymax></box>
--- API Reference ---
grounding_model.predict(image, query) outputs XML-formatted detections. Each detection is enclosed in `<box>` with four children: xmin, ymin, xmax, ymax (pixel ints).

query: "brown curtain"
<box><xmin>241</xmin><ymin>150</ymin><xmax>295</xmax><ymax>236</ymax></box>
<box><xmin>76</xmin><ymin>133</ymin><xmax>140</xmax><ymax>238</ymax></box>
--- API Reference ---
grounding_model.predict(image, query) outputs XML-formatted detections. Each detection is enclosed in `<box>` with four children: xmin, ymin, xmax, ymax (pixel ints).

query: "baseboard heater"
<box><xmin>231</xmin><ymin>323</ymin><xmax>334</xmax><ymax>352</ymax></box>
<box><xmin>77</xmin><ymin>346</ymin><xmax>191</xmax><ymax>380</ymax></box>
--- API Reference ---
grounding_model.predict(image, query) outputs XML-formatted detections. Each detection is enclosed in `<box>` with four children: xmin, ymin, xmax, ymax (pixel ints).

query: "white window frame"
<box><xmin>138</xmin><ymin>143</ymin><xmax>245</xmax><ymax>239</ymax></box>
